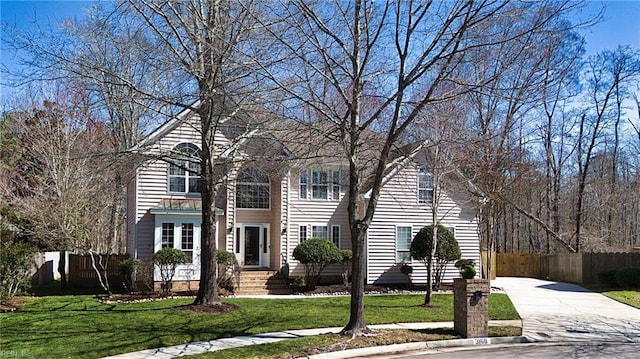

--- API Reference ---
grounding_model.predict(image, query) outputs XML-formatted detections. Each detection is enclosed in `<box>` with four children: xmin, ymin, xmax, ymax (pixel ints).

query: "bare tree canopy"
<box><xmin>254</xmin><ymin>0</ymin><xmax>591</xmax><ymax>335</ymax></box>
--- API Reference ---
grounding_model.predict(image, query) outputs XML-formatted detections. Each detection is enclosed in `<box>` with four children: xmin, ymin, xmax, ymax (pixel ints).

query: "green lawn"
<box><xmin>0</xmin><ymin>294</ymin><xmax>518</xmax><ymax>359</ymax></box>
<box><xmin>592</xmin><ymin>288</ymin><xmax>640</xmax><ymax>308</ymax></box>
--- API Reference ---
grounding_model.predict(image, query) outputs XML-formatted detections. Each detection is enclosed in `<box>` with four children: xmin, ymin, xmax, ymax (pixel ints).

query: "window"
<box><xmin>299</xmin><ymin>223</ymin><xmax>341</xmax><ymax>247</ymax></box>
<box><xmin>312</xmin><ymin>225</ymin><xmax>328</xmax><ymax>239</ymax></box>
<box><xmin>181</xmin><ymin>223</ymin><xmax>194</xmax><ymax>262</ymax></box>
<box><xmin>299</xmin><ymin>167</ymin><xmax>341</xmax><ymax>200</ymax></box>
<box><xmin>312</xmin><ymin>169</ymin><xmax>328</xmax><ymax>199</ymax></box>
<box><xmin>396</xmin><ymin>226</ymin><xmax>412</xmax><ymax>262</ymax></box>
<box><xmin>161</xmin><ymin>223</ymin><xmax>174</xmax><ymax>248</ymax></box>
<box><xmin>332</xmin><ymin>170</ymin><xmax>341</xmax><ymax>200</ymax></box>
<box><xmin>331</xmin><ymin>225</ymin><xmax>340</xmax><ymax>247</ymax></box>
<box><xmin>299</xmin><ymin>168</ymin><xmax>308</xmax><ymax>199</ymax></box>
<box><xmin>156</xmin><ymin>220</ymin><xmax>198</xmax><ymax>264</ymax></box>
<box><xmin>299</xmin><ymin>225</ymin><xmax>307</xmax><ymax>242</ymax></box>
<box><xmin>236</xmin><ymin>167</ymin><xmax>270</xmax><ymax>209</ymax></box>
<box><xmin>168</xmin><ymin>143</ymin><xmax>201</xmax><ymax>194</ymax></box>
<box><xmin>418</xmin><ymin>167</ymin><xmax>433</xmax><ymax>205</ymax></box>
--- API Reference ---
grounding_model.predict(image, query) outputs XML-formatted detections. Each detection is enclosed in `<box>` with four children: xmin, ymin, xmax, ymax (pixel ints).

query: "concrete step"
<box><xmin>235</xmin><ymin>270</ymin><xmax>292</xmax><ymax>295</ymax></box>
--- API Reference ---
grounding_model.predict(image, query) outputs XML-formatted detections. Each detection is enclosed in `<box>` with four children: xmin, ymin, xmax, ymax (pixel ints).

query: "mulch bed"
<box><xmin>0</xmin><ymin>297</ymin><xmax>28</xmax><ymax>313</ymax></box>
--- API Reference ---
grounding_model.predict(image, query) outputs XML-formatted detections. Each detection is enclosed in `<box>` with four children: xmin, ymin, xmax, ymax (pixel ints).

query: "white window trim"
<box><xmin>331</xmin><ymin>225</ymin><xmax>341</xmax><ymax>248</ymax></box>
<box><xmin>298</xmin><ymin>223</ymin><xmax>342</xmax><ymax>248</ymax></box>
<box><xmin>299</xmin><ymin>167</ymin><xmax>341</xmax><ymax>201</ymax></box>
<box><xmin>154</xmin><ymin>217</ymin><xmax>201</xmax><ymax>265</ymax></box>
<box><xmin>418</xmin><ymin>167</ymin><xmax>433</xmax><ymax>205</ymax></box>
<box><xmin>236</xmin><ymin>168</ymin><xmax>271</xmax><ymax>210</ymax></box>
<box><xmin>167</xmin><ymin>143</ymin><xmax>201</xmax><ymax>195</ymax></box>
<box><xmin>395</xmin><ymin>225</ymin><xmax>413</xmax><ymax>263</ymax></box>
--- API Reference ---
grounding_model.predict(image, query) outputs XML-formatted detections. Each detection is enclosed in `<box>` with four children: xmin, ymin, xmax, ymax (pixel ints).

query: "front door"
<box><xmin>240</xmin><ymin>224</ymin><xmax>270</xmax><ymax>268</ymax></box>
<box><xmin>244</xmin><ymin>225</ymin><xmax>260</xmax><ymax>266</ymax></box>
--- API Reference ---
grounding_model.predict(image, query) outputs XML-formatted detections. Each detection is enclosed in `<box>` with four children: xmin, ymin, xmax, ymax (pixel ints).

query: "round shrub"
<box><xmin>597</xmin><ymin>269</ymin><xmax>619</xmax><ymax>288</ymax></box>
<box><xmin>615</xmin><ymin>267</ymin><xmax>640</xmax><ymax>288</ymax></box>
<box><xmin>455</xmin><ymin>259</ymin><xmax>477</xmax><ymax>279</ymax></box>
<box><xmin>216</xmin><ymin>250</ymin><xmax>238</xmax><ymax>291</ymax></box>
<box><xmin>119</xmin><ymin>258</ymin><xmax>141</xmax><ymax>293</ymax></box>
<box><xmin>293</xmin><ymin>238</ymin><xmax>342</xmax><ymax>290</ymax></box>
<box><xmin>411</xmin><ymin>225</ymin><xmax>459</xmax><ymax>262</ymax></box>
<box><xmin>153</xmin><ymin>248</ymin><xmax>188</xmax><ymax>294</ymax></box>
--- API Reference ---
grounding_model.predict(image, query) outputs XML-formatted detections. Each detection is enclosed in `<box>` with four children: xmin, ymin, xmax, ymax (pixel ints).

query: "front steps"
<box><xmin>235</xmin><ymin>270</ymin><xmax>292</xmax><ymax>295</ymax></box>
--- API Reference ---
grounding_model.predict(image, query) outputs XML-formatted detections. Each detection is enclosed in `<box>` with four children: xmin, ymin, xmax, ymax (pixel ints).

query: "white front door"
<box><xmin>238</xmin><ymin>224</ymin><xmax>270</xmax><ymax>268</ymax></box>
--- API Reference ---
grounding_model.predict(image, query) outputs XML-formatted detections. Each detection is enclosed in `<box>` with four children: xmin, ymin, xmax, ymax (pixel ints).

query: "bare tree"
<box><xmin>257</xmin><ymin>0</ymin><xmax>584</xmax><ymax>335</ymax></box>
<box><xmin>573</xmin><ymin>47</ymin><xmax>640</xmax><ymax>251</ymax></box>
<box><xmin>2</xmin><ymin>87</ymin><xmax>119</xmax><ymax>293</ymax></box>
<box><xmin>126</xmin><ymin>0</ymin><xmax>274</xmax><ymax>306</ymax></box>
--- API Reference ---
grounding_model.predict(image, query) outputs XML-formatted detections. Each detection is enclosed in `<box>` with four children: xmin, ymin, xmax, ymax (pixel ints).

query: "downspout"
<box><xmin>284</xmin><ymin>172</ymin><xmax>291</xmax><ymax>267</ymax></box>
<box><xmin>133</xmin><ymin>165</ymin><xmax>139</xmax><ymax>260</ymax></box>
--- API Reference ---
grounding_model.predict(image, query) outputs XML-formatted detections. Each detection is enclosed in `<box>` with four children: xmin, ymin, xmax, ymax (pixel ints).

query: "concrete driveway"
<box><xmin>493</xmin><ymin>277</ymin><xmax>640</xmax><ymax>343</ymax></box>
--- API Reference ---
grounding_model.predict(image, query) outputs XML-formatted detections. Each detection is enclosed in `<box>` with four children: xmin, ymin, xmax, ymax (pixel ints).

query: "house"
<box><xmin>126</xmin><ymin>107</ymin><xmax>482</xmax><ymax>293</ymax></box>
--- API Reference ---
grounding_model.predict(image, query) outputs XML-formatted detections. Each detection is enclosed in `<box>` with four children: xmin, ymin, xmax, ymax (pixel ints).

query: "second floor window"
<box><xmin>299</xmin><ymin>167</ymin><xmax>341</xmax><ymax>200</ymax></box>
<box><xmin>236</xmin><ymin>167</ymin><xmax>270</xmax><ymax>209</ymax></box>
<box><xmin>168</xmin><ymin>143</ymin><xmax>201</xmax><ymax>194</ymax></box>
<box><xmin>418</xmin><ymin>167</ymin><xmax>433</xmax><ymax>205</ymax></box>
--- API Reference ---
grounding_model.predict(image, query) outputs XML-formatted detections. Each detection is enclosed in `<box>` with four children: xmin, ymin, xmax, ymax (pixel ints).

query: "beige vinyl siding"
<box><xmin>286</xmin><ymin>166</ymin><xmax>350</xmax><ymax>278</ymax></box>
<box><xmin>368</xmin><ymin>164</ymin><xmax>480</xmax><ymax>285</ymax></box>
<box><xmin>132</xmin><ymin>116</ymin><xmax>231</xmax><ymax>262</ymax></box>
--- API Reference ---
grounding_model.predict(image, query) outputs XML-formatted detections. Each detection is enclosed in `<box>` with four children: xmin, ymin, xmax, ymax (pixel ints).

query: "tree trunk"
<box><xmin>194</xmin><ymin>116</ymin><xmax>220</xmax><ymax>305</ymax></box>
<box><xmin>341</xmin><ymin>224</ymin><xmax>367</xmax><ymax>336</ymax></box>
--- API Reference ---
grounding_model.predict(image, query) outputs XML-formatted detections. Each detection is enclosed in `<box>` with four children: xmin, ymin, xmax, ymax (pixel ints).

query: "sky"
<box><xmin>1</xmin><ymin>0</ymin><xmax>639</xmax><ymax>102</ymax></box>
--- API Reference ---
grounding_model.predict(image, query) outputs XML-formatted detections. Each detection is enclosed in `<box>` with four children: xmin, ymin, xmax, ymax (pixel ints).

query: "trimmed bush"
<box><xmin>597</xmin><ymin>269</ymin><xmax>619</xmax><ymax>288</ymax></box>
<box><xmin>410</xmin><ymin>225</ymin><xmax>461</xmax><ymax>288</ymax></box>
<box><xmin>615</xmin><ymin>267</ymin><xmax>640</xmax><ymax>288</ymax></box>
<box><xmin>153</xmin><ymin>248</ymin><xmax>188</xmax><ymax>294</ymax></box>
<box><xmin>119</xmin><ymin>258</ymin><xmax>141</xmax><ymax>293</ymax></box>
<box><xmin>216</xmin><ymin>250</ymin><xmax>238</xmax><ymax>291</ymax></box>
<box><xmin>455</xmin><ymin>259</ymin><xmax>477</xmax><ymax>279</ymax></box>
<box><xmin>293</xmin><ymin>238</ymin><xmax>342</xmax><ymax>290</ymax></box>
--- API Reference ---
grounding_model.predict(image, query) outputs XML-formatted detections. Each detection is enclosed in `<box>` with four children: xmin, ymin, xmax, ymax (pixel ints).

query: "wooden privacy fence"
<box><xmin>68</xmin><ymin>254</ymin><xmax>128</xmax><ymax>288</ymax></box>
<box><xmin>495</xmin><ymin>252</ymin><xmax>640</xmax><ymax>284</ymax></box>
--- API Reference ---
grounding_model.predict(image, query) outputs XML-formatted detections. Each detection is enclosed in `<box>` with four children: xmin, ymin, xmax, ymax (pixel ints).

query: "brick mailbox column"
<box><xmin>453</xmin><ymin>278</ymin><xmax>489</xmax><ymax>338</ymax></box>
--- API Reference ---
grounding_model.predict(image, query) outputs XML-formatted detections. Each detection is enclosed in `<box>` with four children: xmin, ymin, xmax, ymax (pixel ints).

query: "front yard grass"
<box><xmin>0</xmin><ymin>294</ymin><xmax>518</xmax><ymax>359</ymax></box>
<box><xmin>582</xmin><ymin>284</ymin><xmax>640</xmax><ymax>309</ymax></box>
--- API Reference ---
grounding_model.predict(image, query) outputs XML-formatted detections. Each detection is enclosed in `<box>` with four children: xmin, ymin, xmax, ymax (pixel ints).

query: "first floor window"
<box><xmin>181</xmin><ymin>223</ymin><xmax>194</xmax><ymax>262</ymax></box>
<box><xmin>297</xmin><ymin>224</ymin><xmax>341</xmax><ymax>247</ymax></box>
<box><xmin>396</xmin><ymin>226</ymin><xmax>412</xmax><ymax>262</ymax></box>
<box><xmin>157</xmin><ymin>220</ymin><xmax>198</xmax><ymax>263</ymax></box>
<box><xmin>312</xmin><ymin>225</ymin><xmax>329</xmax><ymax>239</ymax></box>
<box><xmin>331</xmin><ymin>225</ymin><xmax>340</xmax><ymax>247</ymax></box>
<box><xmin>161</xmin><ymin>223</ymin><xmax>174</xmax><ymax>248</ymax></box>
<box><xmin>299</xmin><ymin>225</ymin><xmax>307</xmax><ymax>242</ymax></box>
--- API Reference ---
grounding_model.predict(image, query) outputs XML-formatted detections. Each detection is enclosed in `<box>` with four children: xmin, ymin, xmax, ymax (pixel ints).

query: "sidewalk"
<box><xmin>101</xmin><ymin>320</ymin><xmax>523</xmax><ymax>359</ymax></box>
<box><xmin>493</xmin><ymin>277</ymin><xmax>640</xmax><ymax>343</ymax></box>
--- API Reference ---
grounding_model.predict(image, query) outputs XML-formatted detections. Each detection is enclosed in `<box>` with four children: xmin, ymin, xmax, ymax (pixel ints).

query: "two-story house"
<box><xmin>126</xmin><ymin>107</ymin><xmax>481</xmax><ymax>293</ymax></box>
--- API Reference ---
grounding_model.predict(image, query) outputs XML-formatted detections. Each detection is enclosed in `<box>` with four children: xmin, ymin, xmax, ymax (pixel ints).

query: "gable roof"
<box><xmin>363</xmin><ymin>140</ymin><xmax>488</xmax><ymax>201</ymax></box>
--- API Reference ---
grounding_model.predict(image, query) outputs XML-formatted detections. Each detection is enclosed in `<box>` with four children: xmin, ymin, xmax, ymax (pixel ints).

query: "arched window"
<box><xmin>168</xmin><ymin>143</ymin><xmax>201</xmax><ymax>194</ymax></box>
<box><xmin>236</xmin><ymin>167</ymin><xmax>270</xmax><ymax>209</ymax></box>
